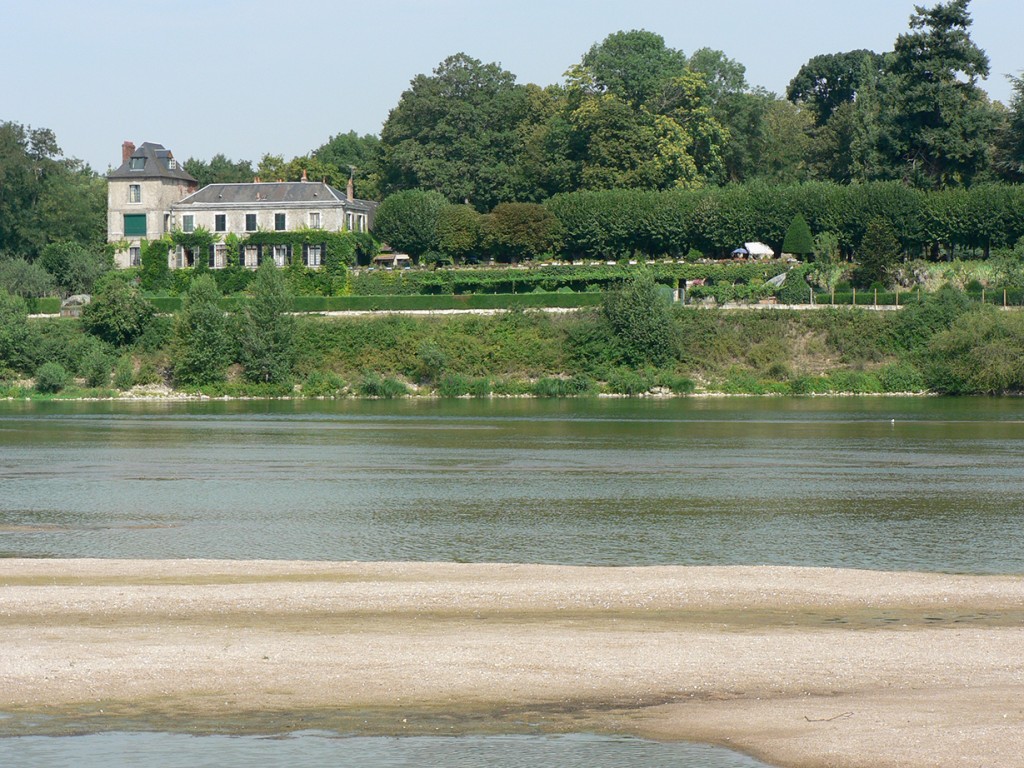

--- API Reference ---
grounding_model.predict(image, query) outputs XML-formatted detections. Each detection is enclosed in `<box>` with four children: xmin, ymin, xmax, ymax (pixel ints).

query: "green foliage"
<box><xmin>602</xmin><ymin>271</ymin><xmax>677</xmax><ymax>366</ymax></box>
<box><xmin>483</xmin><ymin>203</ymin><xmax>563</xmax><ymax>262</ymax></box>
<box><xmin>80</xmin><ymin>276</ymin><xmax>156</xmax><ymax>347</ymax></box>
<box><xmin>0</xmin><ymin>291</ymin><xmax>32</xmax><ymax>375</ymax></box>
<box><xmin>436</xmin><ymin>205</ymin><xmax>482</xmax><ymax>262</ymax></box>
<box><xmin>139</xmin><ymin>238</ymin><xmax>172</xmax><ymax>292</ymax></box>
<box><xmin>302</xmin><ymin>370</ymin><xmax>346</xmax><ymax>397</ymax></box>
<box><xmin>372</xmin><ymin>190</ymin><xmax>449</xmax><ymax>259</ymax></box>
<box><xmin>82</xmin><ymin>348</ymin><xmax>112</xmax><ymax>388</ymax></box>
<box><xmin>378</xmin><ymin>54</ymin><xmax>529</xmax><ymax>209</ymax></box>
<box><xmin>113</xmin><ymin>355</ymin><xmax>135</xmax><ymax>390</ymax></box>
<box><xmin>357</xmin><ymin>372</ymin><xmax>409</xmax><ymax>398</ymax></box>
<box><xmin>0</xmin><ymin>257</ymin><xmax>55</xmax><ymax>298</ymax></box>
<box><xmin>893</xmin><ymin>285</ymin><xmax>972</xmax><ymax>350</ymax></box>
<box><xmin>532</xmin><ymin>375</ymin><xmax>595</xmax><ymax>397</ymax></box>
<box><xmin>235</xmin><ymin>262</ymin><xmax>296</xmax><ymax>384</ymax></box>
<box><xmin>775</xmin><ymin>265</ymin><xmax>815</xmax><ymax>305</ymax></box>
<box><xmin>172</xmin><ymin>274</ymin><xmax>230</xmax><ymax>387</ymax></box>
<box><xmin>38</xmin><ymin>241</ymin><xmax>113</xmax><ymax>296</ymax></box>
<box><xmin>34</xmin><ymin>361</ymin><xmax>69</xmax><ymax>393</ymax></box>
<box><xmin>922</xmin><ymin>307</ymin><xmax>1024</xmax><ymax>393</ymax></box>
<box><xmin>878</xmin><ymin>362</ymin><xmax>927</xmax><ymax>392</ymax></box>
<box><xmin>854</xmin><ymin>217</ymin><xmax>902</xmax><ymax>287</ymax></box>
<box><xmin>782</xmin><ymin>214</ymin><xmax>814</xmax><ymax>256</ymax></box>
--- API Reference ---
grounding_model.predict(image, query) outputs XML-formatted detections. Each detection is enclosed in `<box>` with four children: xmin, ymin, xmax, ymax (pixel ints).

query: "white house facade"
<box><xmin>107</xmin><ymin>141</ymin><xmax>377</xmax><ymax>270</ymax></box>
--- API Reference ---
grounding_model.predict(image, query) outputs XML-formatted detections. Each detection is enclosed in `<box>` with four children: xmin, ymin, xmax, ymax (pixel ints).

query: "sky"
<box><xmin>3</xmin><ymin>0</ymin><xmax>1021</xmax><ymax>172</ymax></box>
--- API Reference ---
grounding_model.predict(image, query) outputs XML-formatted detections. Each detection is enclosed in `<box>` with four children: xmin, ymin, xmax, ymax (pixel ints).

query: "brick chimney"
<box><xmin>300</xmin><ymin>168</ymin><xmax>308</xmax><ymax>182</ymax></box>
<box><xmin>346</xmin><ymin>175</ymin><xmax>355</xmax><ymax>202</ymax></box>
<box><xmin>122</xmin><ymin>141</ymin><xmax>136</xmax><ymax>164</ymax></box>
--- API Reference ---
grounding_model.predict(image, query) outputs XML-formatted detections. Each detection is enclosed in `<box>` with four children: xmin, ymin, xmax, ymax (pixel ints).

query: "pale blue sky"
<box><xmin>3</xmin><ymin>0</ymin><xmax>1020</xmax><ymax>171</ymax></box>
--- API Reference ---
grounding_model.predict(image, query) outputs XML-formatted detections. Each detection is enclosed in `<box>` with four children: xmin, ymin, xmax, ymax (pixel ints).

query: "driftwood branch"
<box><xmin>804</xmin><ymin>711</ymin><xmax>854</xmax><ymax>722</ymax></box>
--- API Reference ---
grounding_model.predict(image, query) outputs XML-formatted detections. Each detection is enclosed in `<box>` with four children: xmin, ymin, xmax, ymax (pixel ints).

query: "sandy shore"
<box><xmin>1</xmin><ymin>560</ymin><xmax>1022</xmax><ymax>767</ymax></box>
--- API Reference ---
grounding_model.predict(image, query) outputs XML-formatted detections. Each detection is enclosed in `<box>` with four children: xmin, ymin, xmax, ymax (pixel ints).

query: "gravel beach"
<box><xmin>1</xmin><ymin>559</ymin><xmax>1022</xmax><ymax>767</ymax></box>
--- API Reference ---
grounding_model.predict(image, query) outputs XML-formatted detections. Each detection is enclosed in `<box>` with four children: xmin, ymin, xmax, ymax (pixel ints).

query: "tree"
<box><xmin>994</xmin><ymin>74</ymin><xmax>1024</xmax><ymax>182</ymax></box>
<box><xmin>0</xmin><ymin>257</ymin><xmax>55</xmax><ymax>298</ymax></box>
<box><xmin>313</xmin><ymin>131</ymin><xmax>381</xmax><ymax>199</ymax></box>
<box><xmin>379</xmin><ymin>54</ymin><xmax>530</xmax><ymax>208</ymax></box>
<box><xmin>580</xmin><ymin>30</ymin><xmax>688</xmax><ymax>108</ymax></box>
<box><xmin>881</xmin><ymin>0</ymin><xmax>997</xmax><ymax>187</ymax></box>
<box><xmin>183</xmin><ymin>154</ymin><xmax>255</xmax><ymax>187</ymax></box>
<box><xmin>236</xmin><ymin>261</ymin><xmax>295</xmax><ymax>384</ymax></box>
<box><xmin>601</xmin><ymin>271</ymin><xmax>677</xmax><ymax>366</ymax></box>
<box><xmin>38</xmin><ymin>241</ymin><xmax>112</xmax><ymax>296</ymax></box>
<box><xmin>80</xmin><ymin>275</ymin><xmax>156</xmax><ymax>347</ymax></box>
<box><xmin>0</xmin><ymin>290</ymin><xmax>33</xmax><ymax>376</ymax></box>
<box><xmin>687</xmin><ymin>48</ymin><xmax>748</xmax><ymax>103</ymax></box>
<box><xmin>787</xmin><ymin>50</ymin><xmax>885</xmax><ymax>126</ymax></box>
<box><xmin>854</xmin><ymin>217</ymin><xmax>902</xmax><ymax>287</ymax></box>
<box><xmin>436</xmin><ymin>205</ymin><xmax>482</xmax><ymax>263</ymax></box>
<box><xmin>0</xmin><ymin>121</ymin><xmax>105</xmax><ymax>259</ymax></box>
<box><xmin>372</xmin><ymin>190</ymin><xmax>449</xmax><ymax>260</ymax></box>
<box><xmin>139</xmin><ymin>238</ymin><xmax>172</xmax><ymax>292</ymax></box>
<box><xmin>482</xmin><ymin>203</ymin><xmax>562</xmax><ymax>262</ymax></box>
<box><xmin>782</xmin><ymin>214</ymin><xmax>815</xmax><ymax>257</ymax></box>
<box><xmin>172</xmin><ymin>274</ymin><xmax>230</xmax><ymax>387</ymax></box>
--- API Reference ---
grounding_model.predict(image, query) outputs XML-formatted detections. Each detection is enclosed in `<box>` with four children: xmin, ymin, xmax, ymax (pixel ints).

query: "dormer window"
<box><xmin>129</xmin><ymin>157</ymin><xmax>146</xmax><ymax>170</ymax></box>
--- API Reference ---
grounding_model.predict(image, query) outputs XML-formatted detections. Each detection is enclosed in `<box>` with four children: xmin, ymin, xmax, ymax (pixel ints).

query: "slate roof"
<box><xmin>108</xmin><ymin>142</ymin><xmax>197</xmax><ymax>183</ymax></box>
<box><xmin>176</xmin><ymin>182</ymin><xmax>376</xmax><ymax>210</ymax></box>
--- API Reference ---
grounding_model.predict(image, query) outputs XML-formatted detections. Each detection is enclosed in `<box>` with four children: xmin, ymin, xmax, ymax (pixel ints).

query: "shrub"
<box><xmin>437</xmin><ymin>372</ymin><xmax>471</xmax><ymax>397</ymax></box>
<box><xmin>236</xmin><ymin>262</ymin><xmax>296</xmax><ymax>384</ymax></box>
<box><xmin>782</xmin><ymin>214</ymin><xmax>814</xmax><ymax>257</ymax></box>
<box><xmin>357</xmin><ymin>372</ymin><xmax>409</xmax><ymax>398</ymax></box>
<box><xmin>302</xmin><ymin>370</ymin><xmax>346</xmax><ymax>397</ymax></box>
<box><xmin>113</xmin><ymin>355</ymin><xmax>135</xmax><ymax>390</ymax></box>
<box><xmin>602</xmin><ymin>271</ymin><xmax>677</xmax><ymax>366</ymax></box>
<box><xmin>604</xmin><ymin>368</ymin><xmax>653</xmax><ymax>395</ymax></box>
<box><xmin>81</xmin><ymin>276</ymin><xmax>156</xmax><ymax>347</ymax></box>
<box><xmin>172</xmin><ymin>274</ymin><xmax>230</xmax><ymax>387</ymax></box>
<box><xmin>34</xmin><ymin>362</ymin><xmax>69</xmax><ymax>393</ymax></box>
<box><xmin>83</xmin><ymin>348</ymin><xmax>112</xmax><ymax>388</ymax></box>
<box><xmin>878</xmin><ymin>362</ymin><xmax>927</xmax><ymax>393</ymax></box>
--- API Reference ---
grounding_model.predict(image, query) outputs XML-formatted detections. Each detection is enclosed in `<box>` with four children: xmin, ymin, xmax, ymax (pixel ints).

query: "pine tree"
<box><xmin>782</xmin><ymin>214</ymin><xmax>814</xmax><ymax>257</ymax></box>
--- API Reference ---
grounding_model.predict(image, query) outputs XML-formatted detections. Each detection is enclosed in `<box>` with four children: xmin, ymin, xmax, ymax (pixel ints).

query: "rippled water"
<box><xmin>0</xmin><ymin>732</ymin><xmax>771</xmax><ymax>768</ymax></box>
<box><xmin>2</xmin><ymin>396</ymin><xmax>1024</xmax><ymax>572</ymax></box>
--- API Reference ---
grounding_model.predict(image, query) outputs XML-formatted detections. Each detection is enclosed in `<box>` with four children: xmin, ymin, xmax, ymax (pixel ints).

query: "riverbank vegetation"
<box><xmin>3</xmin><ymin>266</ymin><xmax>1023</xmax><ymax>398</ymax></box>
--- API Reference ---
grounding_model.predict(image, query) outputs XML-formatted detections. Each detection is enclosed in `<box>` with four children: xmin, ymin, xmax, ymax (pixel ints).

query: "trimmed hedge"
<box><xmin>147</xmin><ymin>292</ymin><xmax>603</xmax><ymax>313</ymax></box>
<box><xmin>25</xmin><ymin>297</ymin><xmax>62</xmax><ymax>314</ymax></box>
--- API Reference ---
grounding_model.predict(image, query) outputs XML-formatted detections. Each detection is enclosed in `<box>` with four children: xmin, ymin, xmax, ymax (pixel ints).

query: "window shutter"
<box><xmin>208</xmin><ymin>244</ymin><xmax>216</xmax><ymax>268</ymax></box>
<box><xmin>302</xmin><ymin>243</ymin><xmax>309</xmax><ymax>265</ymax></box>
<box><xmin>287</xmin><ymin>244</ymin><xmax>293</xmax><ymax>265</ymax></box>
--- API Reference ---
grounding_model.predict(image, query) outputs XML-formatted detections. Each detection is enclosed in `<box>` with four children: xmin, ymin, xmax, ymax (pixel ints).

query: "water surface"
<box><xmin>2</xmin><ymin>397</ymin><xmax>1023</xmax><ymax>572</ymax></box>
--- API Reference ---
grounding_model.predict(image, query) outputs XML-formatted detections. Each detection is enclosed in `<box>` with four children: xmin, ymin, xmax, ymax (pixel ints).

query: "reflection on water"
<box><xmin>2</xmin><ymin>397</ymin><xmax>1024</xmax><ymax>572</ymax></box>
<box><xmin>0</xmin><ymin>732</ymin><xmax>771</xmax><ymax>768</ymax></box>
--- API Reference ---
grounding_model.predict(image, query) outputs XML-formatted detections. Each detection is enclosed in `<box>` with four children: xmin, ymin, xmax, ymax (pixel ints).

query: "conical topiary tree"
<box><xmin>782</xmin><ymin>214</ymin><xmax>814</xmax><ymax>258</ymax></box>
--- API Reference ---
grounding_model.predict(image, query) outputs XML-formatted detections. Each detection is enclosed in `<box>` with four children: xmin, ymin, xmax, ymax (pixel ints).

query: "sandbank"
<box><xmin>1</xmin><ymin>559</ymin><xmax>1022</xmax><ymax>767</ymax></box>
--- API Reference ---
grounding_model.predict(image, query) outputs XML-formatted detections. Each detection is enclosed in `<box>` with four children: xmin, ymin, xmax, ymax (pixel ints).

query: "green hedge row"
<box><xmin>349</xmin><ymin>262</ymin><xmax>787</xmax><ymax>296</ymax></box>
<box><xmin>26</xmin><ymin>297</ymin><xmax>62</xmax><ymax>314</ymax></box>
<box><xmin>147</xmin><ymin>292</ymin><xmax>603</xmax><ymax>313</ymax></box>
<box><xmin>805</xmin><ymin>289</ymin><xmax>1024</xmax><ymax>307</ymax></box>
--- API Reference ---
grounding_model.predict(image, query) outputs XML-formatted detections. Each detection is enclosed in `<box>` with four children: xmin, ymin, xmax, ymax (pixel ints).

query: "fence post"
<box><xmin>1005</xmin><ymin>289</ymin><xmax>1008</xmax><ymax>308</ymax></box>
<box><xmin>874</xmin><ymin>288</ymin><xmax>877</xmax><ymax>307</ymax></box>
<box><xmin>831</xmin><ymin>289</ymin><xmax>835</xmax><ymax>305</ymax></box>
<box><xmin>982</xmin><ymin>288</ymin><xmax>986</xmax><ymax>305</ymax></box>
<box><xmin>896</xmin><ymin>289</ymin><xmax>900</xmax><ymax>307</ymax></box>
<box><xmin>853</xmin><ymin>287</ymin><xmax>857</xmax><ymax>306</ymax></box>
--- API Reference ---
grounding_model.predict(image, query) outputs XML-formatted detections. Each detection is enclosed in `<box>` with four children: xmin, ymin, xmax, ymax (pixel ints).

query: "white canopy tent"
<box><xmin>744</xmin><ymin>242</ymin><xmax>775</xmax><ymax>258</ymax></box>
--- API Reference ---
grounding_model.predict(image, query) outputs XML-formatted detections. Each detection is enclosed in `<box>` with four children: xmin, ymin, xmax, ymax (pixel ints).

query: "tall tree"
<box><xmin>881</xmin><ymin>0</ymin><xmax>996</xmax><ymax>187</ymax></box>
<box><xmin>787</xmin><ymin>50</ymin><xmax>886</xmax><ymax>127</ymax></box>
<box><xmin>379</xmin><ymin>54</ymin><xmax>530</xmax><ymax>209</ymax></box>
<box><xmin>236</xmin><ymin>262</ymin><xmax>295</xmax><ymax>385</ymax></box>
<box><xmin>183</xmin><ymin>154</ymin><xmax>255</xmax><ymax>187</ymax></box>
<box><xmin>172</xmin><ymin>274</ymin><xmax>229</xmax><ymax>387</ymax></box>
<box><xmin>993</xmin><ymin>74</ymin><xmax>1024</xmax><ymax>182</ymax></box>
<box><xmin>580</xmin><ymin>30</ymin><xmax>688</xmax><ymax>108</ymax></box>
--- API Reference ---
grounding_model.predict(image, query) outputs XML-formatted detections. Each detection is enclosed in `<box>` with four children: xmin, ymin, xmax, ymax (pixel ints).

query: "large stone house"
<box><xmin>107</xmin><ymin>141</ymin><xmax>377</xmax><ymax>269</ymax></box>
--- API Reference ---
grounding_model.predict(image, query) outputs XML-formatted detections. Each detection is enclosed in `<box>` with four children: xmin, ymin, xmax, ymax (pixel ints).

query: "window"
<box><xmin>245</xmin><ymin>213</ymin><xmax>257</xmax><ymax>232</ymax></box>
<box><xmin>274</xmin><ymin>213</ymin><xmax>286</xmax><ymax>231</ymax></box>
<box><xmin>128</xmin><ymin>246</ymin><xmax>141</xmax><ymax>267</ymax></box>
<box><xmin>272</xmin><ymin>245</ymin><xmax>289</xmax><ymax>267</ymax></box>
<box><xmin>309</xmin><ymin>211</ymin><xmax>321</xmax><ymax>229</ymax></box>
<box><xmin>306</xmin><ymin>244</ymin><xmax>322</xmax><ymax>267</ymax></box>
<box><xmin>213</xmin><ymin>244</ymin><xmax>227</xmax><ymax>269</ymax></box>
<box><xmin>124</xmin><ymin>214</ymin><xmax>147</xmax><ymax>237</ymax></box>
<box><xmin>243</xmin><ymin>245</ymin><xmax>259</xmax><ymax>268</ymax></box>
<box><xmin>128</xmin><ymin>184</ymin><xmax>141</xmax><ymax>203</ymax></box>
<box><xmin>214</xmin><ymin>214</ymin><xmax>226</xmax><ymax>232</ymax></box>
<box><xmin>182</xmin><ymin>214</ymin><xmax>195</xmax><ymax>233</ymax></box>
<box><xmin>346</xmin><ymin>212</ymin><xmax>353</xmax><ymax>231</ymax></box>
<box><xmin>129</xmin><ymin>157</ymin><xmax>146</xmax><ymax>170</ymax></box>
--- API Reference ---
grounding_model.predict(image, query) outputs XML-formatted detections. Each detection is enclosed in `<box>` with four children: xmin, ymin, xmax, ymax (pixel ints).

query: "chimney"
<box><xmin>122</xmin><ymin>141</ymin><xmax>136</xmax><ymax>164</ymax></box>
<box><xmin>347</xmin><ymin>175</ymin><xmax>355</xmax><ymax>202</ymax></box>
<box><xmin>300</xmin><ymin>168</ymin><xmax>308</xmax><ymax>182</ymax></box>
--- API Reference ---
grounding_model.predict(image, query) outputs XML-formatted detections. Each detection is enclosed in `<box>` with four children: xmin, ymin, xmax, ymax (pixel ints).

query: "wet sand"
<box><xmin>1</xmin><ymin>559</ymin><xmax>1022</xmax><ymax>767</ymax></box>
